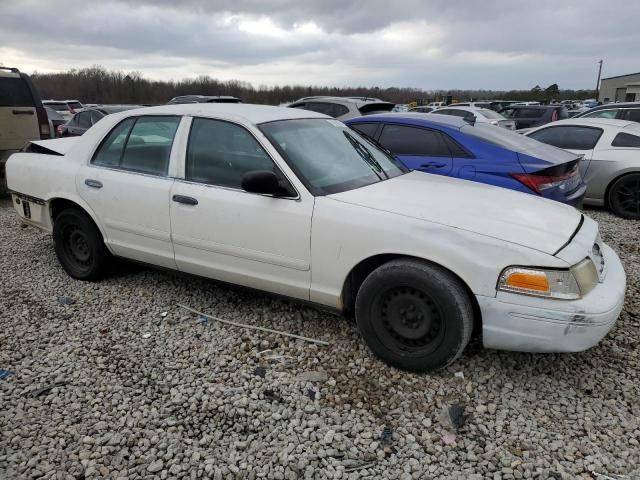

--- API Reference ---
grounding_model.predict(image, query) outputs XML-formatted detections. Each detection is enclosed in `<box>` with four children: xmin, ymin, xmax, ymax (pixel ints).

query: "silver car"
<box><xmin>287</xmin><ymin>96</ymin><xmax>395</xmax><ymax>121</ymax></box>
<box><xmin>525</xmin><ymin>118</ymin><xmax>640</xmax><ymax>219</ymax></box>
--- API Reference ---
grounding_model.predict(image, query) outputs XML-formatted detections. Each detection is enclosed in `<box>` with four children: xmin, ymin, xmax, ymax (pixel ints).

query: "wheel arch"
<box><xmin>341</xmin><ymin>253</ymin><xmax>482</xmax><ymax>336</ymax></box>
<box><xmin>48</xmin><ymin>195</ymin><xmax>108</xmax><ymax>244</ymax></box>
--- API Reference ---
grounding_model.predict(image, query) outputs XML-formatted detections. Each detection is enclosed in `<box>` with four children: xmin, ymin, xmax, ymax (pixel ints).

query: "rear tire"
<box><xmin>607</xmin><ymin>173</ymin><xmax>640</xmax><ymax>220</ymax></box>
<box><xmin>355</xmin><ymin>259</ymin><xmax>473</xmax><ymax>372</ymax></box>
<box><xmin>53</xmin><ymin>208</ymin><xmax>111</xmax><ymax>280</ymax></box>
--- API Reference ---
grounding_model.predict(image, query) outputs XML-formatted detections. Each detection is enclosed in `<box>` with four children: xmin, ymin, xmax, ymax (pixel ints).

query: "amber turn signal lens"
<box><xmin>505</xmin><ymin>271</ymin><xmax>550</xmax><ymax>292</ymax></box>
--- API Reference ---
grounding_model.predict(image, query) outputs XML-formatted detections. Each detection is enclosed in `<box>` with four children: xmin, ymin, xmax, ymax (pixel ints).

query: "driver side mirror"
<box><xmin>241</xmin><ymin>170</ymin><xmax>295</xmax><ymax>197</ymax></box>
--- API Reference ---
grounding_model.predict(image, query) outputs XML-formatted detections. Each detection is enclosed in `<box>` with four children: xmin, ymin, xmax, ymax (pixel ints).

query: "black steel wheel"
<box><xmin>355</xmin><ymin>259</ymin><xmax>473</xmax><ymax>372</ymax></box>
<box><xmin>53</xmin><ymin>208</ymin><xmax>111</xmax><ymax>280</ymax></box>
<box><xmin>608</xmin><ymin>173</ymin><xmax>640</xmax><ymax>220</ymax></box>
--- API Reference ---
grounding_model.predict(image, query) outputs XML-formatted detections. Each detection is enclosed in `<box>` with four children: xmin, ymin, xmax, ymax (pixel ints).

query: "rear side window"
<box><xmin>305</xmin><ymin>102</ymin><xmax>338</xmax><ymax>117</ymax></box>
<box><xmin>621</xmin><ymin>109</ymin><xmax>640</xmax><ymax>122</ymax></box>
<box><xmin>45</xmin><ymin>103</ymin><xmax>68</xmax><ymax>111</ymax></box>
<box><xmin>611</xmin><ymin>132</ymin><xmax>640</xmax><ymax>148</ymax></box>
<box><xmin>0</xmin><ymin>77</ymin><xmax>35</xmax><ymax>107</ymax></box>
<box><xmin>77</xmin><ymin>112</ymin><xmax>92</xmax><ymax>128</ymax></box>
<box><xmin>93</xmin><ymin>116</ymin><xmax>180</xmax><ymax>175</ymax></box>
<box><xmin>350</xmin><ymin>123</ymin><xmax>379</xmax><ymax>138</ymax></box>
<box><xmin>437</xmin><ymin>109</ymin><xmax>469</xmax><ymax>118</ymax></box>
<box><xmin>379</xmin><ymin>124</ymin><xmax>450</xmax><ymax>156</ymax></box>
<box><xmin>520</xmin><ymin>108</ymin><xmax>544</xmax><ymax>118</ymax></box>
<box><xmin>528</xmin><ymin>126</ymin><xmax>603</xmax><ymax>150</ymax></box>
<box><xmin>89</xmin><ymin>110</ymin><xmax>105</xmax><ymax>124</ymax></box>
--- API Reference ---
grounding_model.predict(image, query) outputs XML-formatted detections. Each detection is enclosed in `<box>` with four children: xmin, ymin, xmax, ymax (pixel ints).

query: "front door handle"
<box><xmin>84</xmin><ymin>179</ymin><xmax>103</xmax><ymax>189</ymax></box>
<box><xmin>421</xmin><ymin>162</ymin><xmax>447</xmax><ymax>168</ymax></box>
<box><xmin>172</xmin><ymin>194</ymin><xmax>198</xmax><ymax>206</ymax></box>
<box><xmin>12</xmin><ymin>109</ymin><xmax>34</xmax><ymax>115</ymax></box>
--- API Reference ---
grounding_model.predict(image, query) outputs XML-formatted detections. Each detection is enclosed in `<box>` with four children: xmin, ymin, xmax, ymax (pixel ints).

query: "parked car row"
<box><xmin>5</xmin><ymin>103</ymin><xmax>627</xmax><ymax>373</ymax></box>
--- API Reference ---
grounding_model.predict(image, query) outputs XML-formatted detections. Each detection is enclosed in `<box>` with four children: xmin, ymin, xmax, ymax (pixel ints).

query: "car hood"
<box><xmin>328</xmin><ymin>171</ymin><xmax>581</xmax><ymax>255</ymax></box>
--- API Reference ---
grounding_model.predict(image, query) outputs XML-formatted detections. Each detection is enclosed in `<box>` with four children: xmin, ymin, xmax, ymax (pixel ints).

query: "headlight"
<box><xmin>498</xmin><ymin>259</ymin><xmax>600</xmax><ymax>299</ymax></box>
<box><xmin>498</xmin><ymin>266</ymin><xmax>581</xmax><ymax>299</ymax></box>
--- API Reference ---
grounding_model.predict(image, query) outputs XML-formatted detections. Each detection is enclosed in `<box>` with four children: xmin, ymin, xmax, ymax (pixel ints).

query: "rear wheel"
<box><xmin>355</xmin><ymin>259</ymin><xmax>473</xmax><ymax>372</ymax></box>
<box><xmin>608</xmin><ymin>173</ymin><xmax>640</xmax><ymax>219</ymax></box>
<box><xmin>53</xmin><ymin>209</ymin><xmax>111</xmax><ymax>280</ymax></box>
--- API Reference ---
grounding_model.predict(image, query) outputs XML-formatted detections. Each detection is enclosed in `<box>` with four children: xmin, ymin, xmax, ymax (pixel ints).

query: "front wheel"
<box><xmin>53</xmin><ymin>209</ymin><xmax>111</xmax><ymax>280</ymax></box>
<box><xmin>355</xmin><ymin>259</ymin><xmax>473</xmax><ymax>372</ymax></box>
<box><xmin>608</xmin><ymin>173</ymin><xmax>640</xmax><ymax>219</ymax></box>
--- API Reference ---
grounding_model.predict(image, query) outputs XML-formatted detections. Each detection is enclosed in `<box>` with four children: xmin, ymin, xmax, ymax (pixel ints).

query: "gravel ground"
<box><xmin>0</xmin><ymin>197</ymin><xmax>638</xmax><ymax>480</ymax></box>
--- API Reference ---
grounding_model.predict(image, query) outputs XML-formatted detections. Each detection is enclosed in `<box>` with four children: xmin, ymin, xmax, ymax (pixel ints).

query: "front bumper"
<box><xmin>478</xmin><ymin>243</ymin><xmax>625</xmax><ymax>353</ymax></box>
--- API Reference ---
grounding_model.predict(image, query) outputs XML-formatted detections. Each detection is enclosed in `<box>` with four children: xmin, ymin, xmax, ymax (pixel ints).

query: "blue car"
<box><xmin>345</xmin><ymin>114</ymin><xmax>586</xmax><ymax>206</ymax></box>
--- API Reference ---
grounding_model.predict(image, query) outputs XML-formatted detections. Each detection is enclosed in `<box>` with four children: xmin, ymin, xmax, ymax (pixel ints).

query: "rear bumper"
<box><xmin>478</xmin><ymin>243</ymin><xmax>625</xmax><ymax>353</ymax></box>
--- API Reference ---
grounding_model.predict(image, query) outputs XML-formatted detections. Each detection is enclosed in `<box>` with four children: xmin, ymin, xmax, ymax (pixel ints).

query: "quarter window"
<box><xmin>611</xmin><ymin>132</ymin><xmax>640</xmax><ymax>148</ymax></box>
<box><xmin>379</xmin><ymin>124</ymin><xmax>451</xmax><ymax>156</ymax></box>
<box><xmin>186</xmin><ymin>118</ymin><xmax>275</xmax><ymax>188</ymax></box>
<box><xmin>92</xmin><ymin>116</ymin><xmax>180</xmax><ymax>175</ymax></box>
<box><xmin>528</xmin><ymin>126</ymin><xmax>603</xmax><ymax>150</ymax></box>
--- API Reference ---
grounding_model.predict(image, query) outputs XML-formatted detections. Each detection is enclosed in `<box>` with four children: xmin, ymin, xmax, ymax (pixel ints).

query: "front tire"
<box><xmin>608</xmin><ymin>173</ymin><xmax>640</xmax><ymax>219</ymax></box>
<box><xmin>355</xmin><ymin>259</ymin><xmax>473</xmax><ymax>372</ymax></box>
<box><xmin>53</xmin><ymin>209</ymin><xmax>111</xmax><ymax>280</ymax></box>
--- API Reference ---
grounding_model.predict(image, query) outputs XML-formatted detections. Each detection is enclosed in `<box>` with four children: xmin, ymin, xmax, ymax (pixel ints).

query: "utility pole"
<box><xmin>595</xmin><ymin>59</ymin><xmax>603</xmax><ymax>101</ymax></box>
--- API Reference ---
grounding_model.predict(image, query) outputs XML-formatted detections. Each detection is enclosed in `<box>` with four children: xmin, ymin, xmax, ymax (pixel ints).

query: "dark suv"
<box><xmin>499</xmin><ymin>105</ymin><xmax>569</xmax><ymax>129</ymax></box>
<box><xmin>574</xmin><ymin>102</ymin><xmax>640</xmax><ymax>123</ymax></box>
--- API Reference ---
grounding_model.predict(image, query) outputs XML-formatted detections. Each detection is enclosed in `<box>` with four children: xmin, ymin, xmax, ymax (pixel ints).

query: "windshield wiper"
<box><xmin>343</xmin><ymin>131</ymin><xmax>388</xmax><ymax>179</ymax></box>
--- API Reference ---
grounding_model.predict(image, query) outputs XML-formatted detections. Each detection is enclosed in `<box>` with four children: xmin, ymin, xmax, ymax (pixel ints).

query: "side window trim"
<box><xmin>180</xmin><ymin>116</ymin><xmax>300</xmax><ymax>199</ymax></box>
<box><xmin>380</xmin><ymin>123</ymin><xmax>452</xmax><ymax>157</ymax></box>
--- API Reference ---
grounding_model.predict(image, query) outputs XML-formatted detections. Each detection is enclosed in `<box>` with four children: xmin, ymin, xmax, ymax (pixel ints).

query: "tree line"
<box><xmin>28</xmin><ymin>66</ymin><xmax>596</xmax><ymax>106</ymax></box>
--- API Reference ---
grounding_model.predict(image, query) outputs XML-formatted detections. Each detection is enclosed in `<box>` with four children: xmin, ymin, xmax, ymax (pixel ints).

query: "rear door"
<box><xmin>0</xmin><ymin>72</ymin><xmax>40</xmax><ymax>150</ymax></box>
<box><xmin>77</xmin><ymin>115</ymin><xmax>182</xmax><ymax>268</ymax></box>
<box><xmin>377</xmin><ymin>124</ymin><xmax>453</xmax><ymax>175</ymax></box>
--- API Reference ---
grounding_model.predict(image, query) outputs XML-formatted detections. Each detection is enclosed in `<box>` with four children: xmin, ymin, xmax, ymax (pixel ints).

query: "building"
<box><xmin>599</xmin><ymin>72</ymin><xmax>640</xmax><ymax>102</ymax></box>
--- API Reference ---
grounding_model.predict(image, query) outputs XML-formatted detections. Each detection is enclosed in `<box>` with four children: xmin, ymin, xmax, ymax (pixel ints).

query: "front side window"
<box><xmin>583</xmin><ymin>109</ymin><xmax>618</xmax><ymax>119</ymax></box>
<box><xmin>186</xmin><ymin>118</ymin><xmax>274</xmax><ymax>188</ymax></box>
<box><xmin>379</xmin><ymin>124</ymin><xmax>451</xmax><ymax>156</ymax></box>
<box><xmin>260</xmin><ymin>118</ymin><xmax>407</xmax><ymax>195</ymax></box>
<box><xmin>350</xmin><ymin>123</ymin><xmax>379</xmax><ymax>139</ymax></box>
<box><xmin>92</xmin><ymin>116</ymin><xmax>180</xmax><ymax>175</ymax></box>
<box><xmin>528</xmin><ymin>126</ymin><xmax>603</xmax><ymax>150</ymax></box>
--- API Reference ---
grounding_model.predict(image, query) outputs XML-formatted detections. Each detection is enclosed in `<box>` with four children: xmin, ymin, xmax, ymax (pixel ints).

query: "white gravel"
<box><xmin>0</xmin><ymin>197</ymin><xmax>638</xmax><ymax>479</ymax></box>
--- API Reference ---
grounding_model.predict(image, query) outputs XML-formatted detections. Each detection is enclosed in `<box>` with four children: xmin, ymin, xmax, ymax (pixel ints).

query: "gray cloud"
<box><xmin>1</xmin><ymin>0</ymin><xmax>638</xmax><ymax>89</ymax></box>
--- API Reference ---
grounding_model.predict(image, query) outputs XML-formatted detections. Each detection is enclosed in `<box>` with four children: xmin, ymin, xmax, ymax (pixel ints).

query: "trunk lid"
<box><xmin>328</xmin><ymin>171</ymin><xmax>582</xmax><ymax>255</ymax></box>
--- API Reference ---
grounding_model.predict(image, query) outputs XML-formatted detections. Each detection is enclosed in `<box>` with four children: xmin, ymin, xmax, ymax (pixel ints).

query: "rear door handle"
<box><xmin>172</xmin><ymin>194</ymin><xmax>198</xmax><ymax>206</ymax></box>
<box><xmin>84</xmin><ymin>179</ymin><xmax>103</xmax><ymax>189</ymax></box>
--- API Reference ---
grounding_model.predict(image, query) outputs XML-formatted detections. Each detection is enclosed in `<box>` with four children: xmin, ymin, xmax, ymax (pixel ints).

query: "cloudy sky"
<box><xmin>1</xmin><ymin>0</ymin><xmax>638</xmax><ymax>90</ymax></box>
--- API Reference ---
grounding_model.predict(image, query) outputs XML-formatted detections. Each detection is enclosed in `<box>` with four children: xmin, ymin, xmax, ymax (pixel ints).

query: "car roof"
<box><xmin>581</xmin><ymin>102</ymin><xmax>640</xmax><ymax>111</ymax></box>
<box><xmin>532</xmin><ymin>118</ymin><xmax>639</xmax><ymax>130</ymax></box>
<box><xmin>115</xmin><ymin>103</ymin><xmax>329</xmax><ymax>124</ymax></box>
<box><xmin>347</xmin><ymin>112</ymin><xmax>468</xmax><ymax>129</ymax></box>
<box><xmin>292</xmin><ymin>96</ymin><xmax>392</xmax><ymax>107</ymax></box>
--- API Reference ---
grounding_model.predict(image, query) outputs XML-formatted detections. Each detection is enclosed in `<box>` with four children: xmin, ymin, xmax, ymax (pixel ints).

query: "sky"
<box><xmin>1</xmin><ymin>0</ymin><xmax>638</xmax><ymax>90</ymax></box>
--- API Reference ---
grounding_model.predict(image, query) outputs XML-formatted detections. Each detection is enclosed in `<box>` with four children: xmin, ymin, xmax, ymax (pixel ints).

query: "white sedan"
<box><xmin>432</xmin><ymin>106</ymin><xmax>516</xmax><ymax>130</ymax></box>
<box><xmin>6</xmin><ymin>104</ymin><xmax>626</xmax><ymax>371</ymax></box>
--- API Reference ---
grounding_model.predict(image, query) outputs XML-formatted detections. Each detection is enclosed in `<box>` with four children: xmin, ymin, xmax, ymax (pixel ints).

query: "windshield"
<box><xmin>260</xmin><ymin>118</ymin><xmax>408</xmax><ymax>195</ymax></box>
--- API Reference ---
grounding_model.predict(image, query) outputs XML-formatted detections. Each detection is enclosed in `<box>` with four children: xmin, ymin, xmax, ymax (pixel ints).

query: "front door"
<box><xmin>77</xmin><ymin>115</ymin><xmax>182</xmax><ymax>268</ymax></box>
<box><xmin>170</xmin><ymin>117</ymin><xmax>313</xmax><ymax>300</ymax></box>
